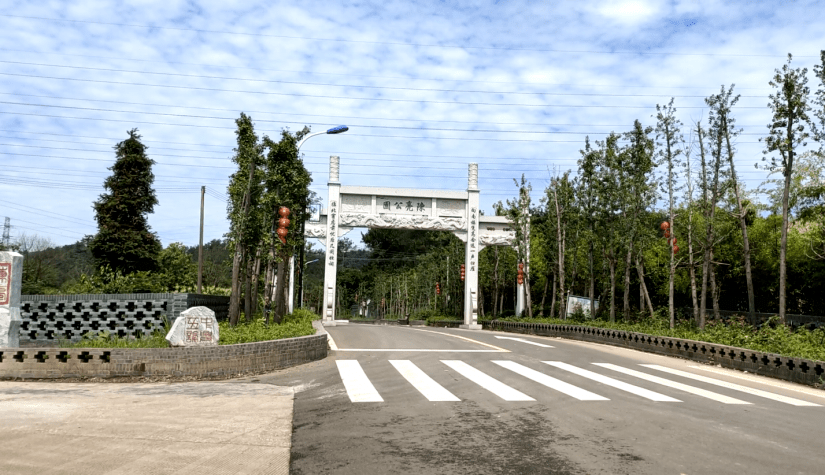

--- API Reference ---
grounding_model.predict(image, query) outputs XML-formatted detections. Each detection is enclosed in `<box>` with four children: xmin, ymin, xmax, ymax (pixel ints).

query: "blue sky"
<box><xmin>0</xmin><ymin>0</ymin><xmax>823</xmax><ymax>250</ymax></box>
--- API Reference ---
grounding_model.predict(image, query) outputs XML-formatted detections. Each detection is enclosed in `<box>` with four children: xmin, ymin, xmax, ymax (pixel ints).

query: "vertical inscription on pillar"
<box><xmin>469</xmin><ymin>208</ymin><xmax>477</xmax><ymax>272</ymax></box>
<box><xmin>0</xmin><ymin>263</ymin><xmax>9</xmax><ymax>306</ymax></box>
<box><xmin>328</xmin><ymin>200</ymin><xmax>338</xmax><ymax>267</ymax></box>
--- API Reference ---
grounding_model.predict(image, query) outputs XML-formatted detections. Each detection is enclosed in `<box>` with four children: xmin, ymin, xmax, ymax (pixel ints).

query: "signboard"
<box><xmin>0</xmin><ymin>262</ymin><xmax>10</xmax><ymax>306</ymax></box>
<box><xmin>566</xmin><ymin>294</ymin><xmax>598</xmax><ymax>318</ymax></box>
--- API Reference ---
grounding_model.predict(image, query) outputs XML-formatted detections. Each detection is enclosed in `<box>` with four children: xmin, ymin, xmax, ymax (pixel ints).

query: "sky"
<box><xmin>0</xmin><ymin>0</ymin><xmax>823</xmax><ymax>251</ymax></box>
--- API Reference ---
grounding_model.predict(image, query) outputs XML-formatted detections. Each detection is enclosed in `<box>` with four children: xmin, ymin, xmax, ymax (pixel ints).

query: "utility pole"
<box><xmin>197</xmin><ymin>186</ymin><xmax>205</xmax><ymax>293</ymax></box>
<box><xmin>2</xmin><ymin>217</ymin><xmax>10</xmax><ymax>249</ymax></box>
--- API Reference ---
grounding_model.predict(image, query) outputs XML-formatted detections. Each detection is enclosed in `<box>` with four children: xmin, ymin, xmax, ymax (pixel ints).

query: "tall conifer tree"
<box><xmin>90</xmin><ymin>129</ymin><xmax>161</xmax><ymax>274</ymax></box>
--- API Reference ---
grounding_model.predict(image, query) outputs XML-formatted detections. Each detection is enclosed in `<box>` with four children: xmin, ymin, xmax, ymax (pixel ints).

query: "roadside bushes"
<box><xmin>59</xmin><ymin>309</ymin><xmax>320</xmax><ymax>348</ymax></box>
<box><xmin>495</xmin><ymin>313</ymin><xmax>824</xmax><ymax>361</ymax></box>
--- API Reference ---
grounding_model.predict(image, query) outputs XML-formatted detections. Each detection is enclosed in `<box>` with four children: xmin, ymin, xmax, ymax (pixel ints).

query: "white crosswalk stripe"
<box><xmin>544</xmin><ymin>361</ymin><xmax>681</xmax><ymax>402</ymax></box>
<box><xmin>641</xmin><ymin>364</ymin><xmax>822</xmax><ymax>407</ymax></box>
<box><xmin>442</xmin><ymin>360</ymin><xmax>535</xmax><ymax>401</ymax></box>
<box><xmin>336</xmin><ymin>360</ymin><xmax>383</xmax><ymax>402</ymax></box>
<box><xmin>593</xmin><ymin>363</ymin><xmax>751</xmax><ymax>404</ymax></box>
<box><xmin>493</xmin><ymin>361</ymin><xmax>609</xmax><ymax>401</ymax></box>
<box><xmin>334</xmin><ymin>358</ymin><xmax>820</xmax><ymax>406</ymax></box>
<box><xmin>390</xmin><ymin>360</ymin><xmax>460</xmax><ymax>401</ymax></box>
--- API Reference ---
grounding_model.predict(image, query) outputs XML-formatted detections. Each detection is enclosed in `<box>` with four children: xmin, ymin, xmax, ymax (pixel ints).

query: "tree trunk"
<box><xmin>710</xmin><ymin>264</ymin><xmax>721</xmax><ymax>320</ymax></box>
<box><xmin>724</xmin><ymin>120</ymin><xmax>756</xmax><ymax>324</ymax></box>
<box><xmin>273</xmin><ymin>257</ymin><xmax>286</xmax><ymax>324</ymax></box>
<box><xmin>687</xmin><ymin>211</ymin><xmax>699</xmax><ymax>324</ymax></box>
<box><xmin>623</xmin><ymin>244</ymin><xmax>633</xmax><ymax>321</ymax></box>
<box><xmin>229</xmin><ymin>246</ymin><xmax>244</xmax><ymax>326</ymax></box>
<box><xmin>779</xmin><ymin>124</ymin><xmax>794</xmax><ymax>324</ymax></box>
<box><xmin>553</xmin><ymin>190</ymin><xmax>567</xmax><ymax>319</ymax></box>
<box><xmin>478</xmin><ymin>284</ymin><xmax>484</xmax><ymax>319</ymax></box>
<box><xmin>549</xmin><ymin>272</ymin><xmax>557</xmax><ymax>319</ymax></box>
<box><xmin>250</xmin><ymin>245</ymin><xmax>263</xmax><ymax>316</ymax></box>
<box><xmin>608</xmin><ymin>260</ymin><xmax>616</xmax><ymax>323</ymax></box>
<box><xmin>244</xmin><ymin>256</ymin><xmax>253</xmax><ymax>322</ymax></box>
<box><xmin>588</xmin><ymin>241</ymin><xmax>595</xmax><ymax>318</ymax></box>
<box><xmin>538</xmin><ymin>270</ymin><xmax>550</xmax><ymax>317</ymax></box>
<box><xmin>228</xmin><ymin>159</ymin><xmax>257</xmax><ymax>326</ymax></box>
<box><xmin>635</xmin><ymin>255</ymin><xmax>655</xmax><ymax>319</ymax></box>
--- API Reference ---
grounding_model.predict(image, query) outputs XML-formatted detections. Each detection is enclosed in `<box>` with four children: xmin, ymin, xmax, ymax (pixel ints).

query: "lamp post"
<box><xmin>292</xmin><ymin>126</ymin><xmax>348</xmax><ymax>314</ymax></box>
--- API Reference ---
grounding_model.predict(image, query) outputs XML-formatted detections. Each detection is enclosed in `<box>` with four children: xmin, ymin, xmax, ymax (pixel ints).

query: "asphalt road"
<box><xmin>233</xmin><ymin>324</ymin><xmax>825</xmax><ymax>475</ymax></box>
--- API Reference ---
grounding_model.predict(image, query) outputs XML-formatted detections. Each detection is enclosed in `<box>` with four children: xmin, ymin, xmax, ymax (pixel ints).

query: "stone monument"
<box><xmin>165</xmin><ymin>306</ymin><xmax>220</xmax><ymax>347</ymax></box>
<box><xmin>0</xmin><ymin>251</ymin><xmax>23</xmax><ymax>348</ymax></box>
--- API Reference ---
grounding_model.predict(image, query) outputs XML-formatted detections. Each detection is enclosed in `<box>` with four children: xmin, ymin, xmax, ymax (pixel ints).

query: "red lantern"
<box><xmin>436</xmin><ymin>282</ymin><xmax>441</xmax><ymax>295</ymax></box>
<box><xmin>517</xmin><ymin>263</ymin><xmax>524</xmax><ymax>285</ymax></box>
<box><xmin>673</xmin><ymin>245</ymin><xmax>679</xmax><ymax>253</ymax></box>
<box><xmin>664</xmin><ymin>230</ymin><xmax>671</xmax><ymax>239</ymax></box>
<box><xmin>276</xmin><ymin>207</ymin><xmax>291</xmax><ymax>245</ymax></box>
<box><xmin>660</xmin><ymin>221</ymin><xmax>670</xmax><ymax>231</ymax></box>
<box><xmin>460</xmin><ymin>264</ymin><xmax>465</xmax><ymax>281</ymax></box>
<box><xmin>671</xmin><ymin>236</ymin><xmax>677</xmax><ymax>245</ymax></box>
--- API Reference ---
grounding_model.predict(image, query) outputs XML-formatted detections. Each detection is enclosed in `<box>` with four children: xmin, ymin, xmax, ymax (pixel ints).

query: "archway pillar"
<box><xmin>322</xmin><ymin>156</ymin><xmax>341</xmax><ymax>325</ymax></box>
<box><xmin>461</xmin><ymin>164</ymin><xmax>482</xmax><ymax>329</ymax></box>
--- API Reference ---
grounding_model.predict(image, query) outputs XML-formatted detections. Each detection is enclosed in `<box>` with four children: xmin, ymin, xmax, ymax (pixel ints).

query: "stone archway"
<box><xmin>302</xmin><ymin>156</ymin><xmax>526</xmax><ymax>328</ymax></box>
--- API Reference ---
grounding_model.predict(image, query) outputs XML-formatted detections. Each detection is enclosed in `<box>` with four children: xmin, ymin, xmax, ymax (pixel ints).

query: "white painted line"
<box><xmin>594</xmin><ymin>363</ymin><xmax>751</xmax><ymax>405</ymax></box>
<box><xmin>544</xmin><ymin>362</ymin><xmax>681</xmax><ymax>402</ymax></box>
<box><xmin>493</xmin><ymin>361</ymin><xmax>608</xmax><ymax>401</ymax></box>
<box><xmin>686</xmin><ymin>365</ymin><xmax>826</xmax><ymax>398</ymax></box>
<box><xmin>441</xmin><ymin>360</ymin><xmax>534</xmax><ymax>401</ymax></box>
<box><xmin>335</xmin><ymin>349</ymin><xmax>504</xmax><ymax>352</ymax></box>
<box><xmin>335</xmin><ymin>360</ymin><xmax>383</xmax><ymax>402</ymax></box>
<box><xmin>641</xmin><ymin>364</ymin><xmax>822</xmax><ymax>407</ymax></box>
<box><xmin>494</xmin><ymin>336</ymin><xmax>555</xmax><ymax>348</ymax></box>
<box><xmin>327</xmin><ymin>333</ymin><xmax>339</xmax><ymax>351</ymax></box>
<box><xmin>407</xmin><ymin>328</ymin><xmax>511</xmax><ymax>352</ymax></box>
<box><xmin>390</xmin><ymin>360</ymin><xmax>461</xmax><ymax>402</ymax></box>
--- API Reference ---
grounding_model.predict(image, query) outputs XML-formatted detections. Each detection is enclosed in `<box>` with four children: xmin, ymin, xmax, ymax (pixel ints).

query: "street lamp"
<box><xmin>296</xmin><ymin>125</ymin><xmax>349</xmax><ymax>152</ymax></box>
<box><xmin>293</xmin><ymin>126</ymin><xmax>348</xmax><ymax>314</ymax></box>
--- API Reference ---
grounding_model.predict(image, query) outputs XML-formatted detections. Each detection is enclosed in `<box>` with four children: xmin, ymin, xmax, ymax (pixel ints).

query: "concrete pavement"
<box><xmin>0</xmin><ymin>381</ymin><xmax>294</xmax><ymax>475</ymax></box>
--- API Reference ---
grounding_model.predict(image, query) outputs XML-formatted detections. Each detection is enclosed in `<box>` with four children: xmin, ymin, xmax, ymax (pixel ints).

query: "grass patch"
<box><xmin>219</xmin><ymin>309</ymin><xmax>316</xmax><ymax>344</ymax></box>
<box><xmin>493</xmin><ymin>312</ymin><xmax>825</xmax><ymax>361</ymax></box>
<box><xmin>59</xmin><ymin>309</ymin><xmax>319</xmax><ymax>348</ymax></box>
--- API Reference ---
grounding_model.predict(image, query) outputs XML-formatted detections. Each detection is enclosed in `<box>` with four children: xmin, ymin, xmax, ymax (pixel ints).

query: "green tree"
<box><xmin>654</xmin><ymin>99</ymin><xmax>684</xmax><ymax>328</ymax></box>
<box><xmin>89</xmin><ymin>129</ymin><xmax>161</xmax><ymax>274</ymax></box>
<box><xmin>158</xmin><ymin>242</ymin><xmax>196</xmax><ymax>291</ymax></box>
<box><xmin>226</xmin><ymin>114</ymin><xmax>265</xmax><ymax>325</ymax></box>
<box><xmin>760</xmin><ymin>54</ymin><xmax>811</xmax><ymax>324</ymax></box>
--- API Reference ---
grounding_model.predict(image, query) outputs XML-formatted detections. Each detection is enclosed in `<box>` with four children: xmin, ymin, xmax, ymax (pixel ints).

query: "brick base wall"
<box><xmin>0</xmin><ymin>332</ymin><xmax>327</xmax><ymax>379</ymax></box>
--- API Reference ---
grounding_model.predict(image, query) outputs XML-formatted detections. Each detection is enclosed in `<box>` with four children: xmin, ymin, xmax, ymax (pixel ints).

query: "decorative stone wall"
<box><xmin>0</xmin><ymin>332</ymin><xmax>327</xmax><ymax>379</ymax></box>
<box><xmin>19</xmin><ymin>293</ymin><xmax>230</xmax><ymax>347</ymax></box>
<box><xmin>487</xmin><ymin>320</ymin><xmax>825</xmax><ymax>388</ymax></box>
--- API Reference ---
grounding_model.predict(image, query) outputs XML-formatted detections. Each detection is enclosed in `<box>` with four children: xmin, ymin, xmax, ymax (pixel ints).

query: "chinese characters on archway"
<box><xmin>185</xmin><ymin>313</ymin><xmax>214</xmax><ymax>343</ymax></box>
<box><xmin>328</xmin><ymin>200</ymin><xmax>337</xmax><ymax>267</ymax></box>
<box><xmin>469</xmin><ymin>207</ymin><xmax>477</xmax><ymax>272</ymax></box>
<box><xmin>378</xmin><ymin>197</ymin><xmax>429</xmax><ymax>214</ymax></box>
<box><xmin>0</xmin><ymin>263</ymin><xmax>9</xmax><ymax>306</ymax></box>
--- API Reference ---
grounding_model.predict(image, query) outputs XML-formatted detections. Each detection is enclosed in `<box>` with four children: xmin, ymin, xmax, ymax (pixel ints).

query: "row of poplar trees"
<box><xmin>533</xmin><ymin>52</ymin><xmax>824</xmax><ymax>329</ymax></box>
<box><xmin>225</xmin><ymin>113</ymin><xmax>312</xmax><ymax>326</ymax></box>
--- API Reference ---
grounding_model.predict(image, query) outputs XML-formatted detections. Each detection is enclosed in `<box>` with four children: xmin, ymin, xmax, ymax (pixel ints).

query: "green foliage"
<box><xmin>62</xmin><ymin>265</ymin><xmax>164</xmax><ymax>294</ymax></box>
<box><xmin>89</xmin><ymin>129</ymin><xmax>162</xmax><ymax>274</ymax></box>
<box><xmin>495</xmin><ymin>313</ymin><xmax>824</xmax><ymax>361</ymax></box>
<box><xmin>158</xmin><ymin>242</ymin><xmax>197</xmax><ymax>291</ymax></box>
<box><xmin>219</xmin><ymin>309</ymin><xmax>317</xmax><ymax>344</ymax></box>
<box><xmin>60</xmin><ymin>326</ymin><xmax>170</xmax><ymax>348</ymax></box>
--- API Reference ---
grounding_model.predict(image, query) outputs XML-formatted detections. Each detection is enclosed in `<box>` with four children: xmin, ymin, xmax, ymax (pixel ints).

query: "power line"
<box><xmin>0</xmin><ymin>72</ymin><xmax>770</xmax><ymax>108</ymax></box>
<box><xmin>0</xmin><ymin>199</ymin><xmax>95</xmax><ymax>226</ymax></box>
<box><xmin>2</xmin><ymin>14</ymin><xmax>809</xmax><ymax>58</ymax></box>
<box><xmin>0</xmin><ymin>61</ymin><xmax>774</xmax><ymax>99</ymax></box>
<box><xmin>0</xmin><ymin>112</ymin><xmax>775</xmax><ymax>144</ymax></box>
<box><xmin>0</xmin><ymin>49</ymin><xmax>781</xmax><ymax>89</ymax></box>
<box><xmin>0</xmin><ymin>101</ymin><xmax>773</xmax><ymax>135</ymax></box>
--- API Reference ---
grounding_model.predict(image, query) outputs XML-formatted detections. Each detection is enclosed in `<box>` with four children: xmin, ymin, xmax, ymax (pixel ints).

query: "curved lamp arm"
<box><xmin>296</xmin><ymin>125</ymin><xmax>349</xmax><ymax>152</ymax></box>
